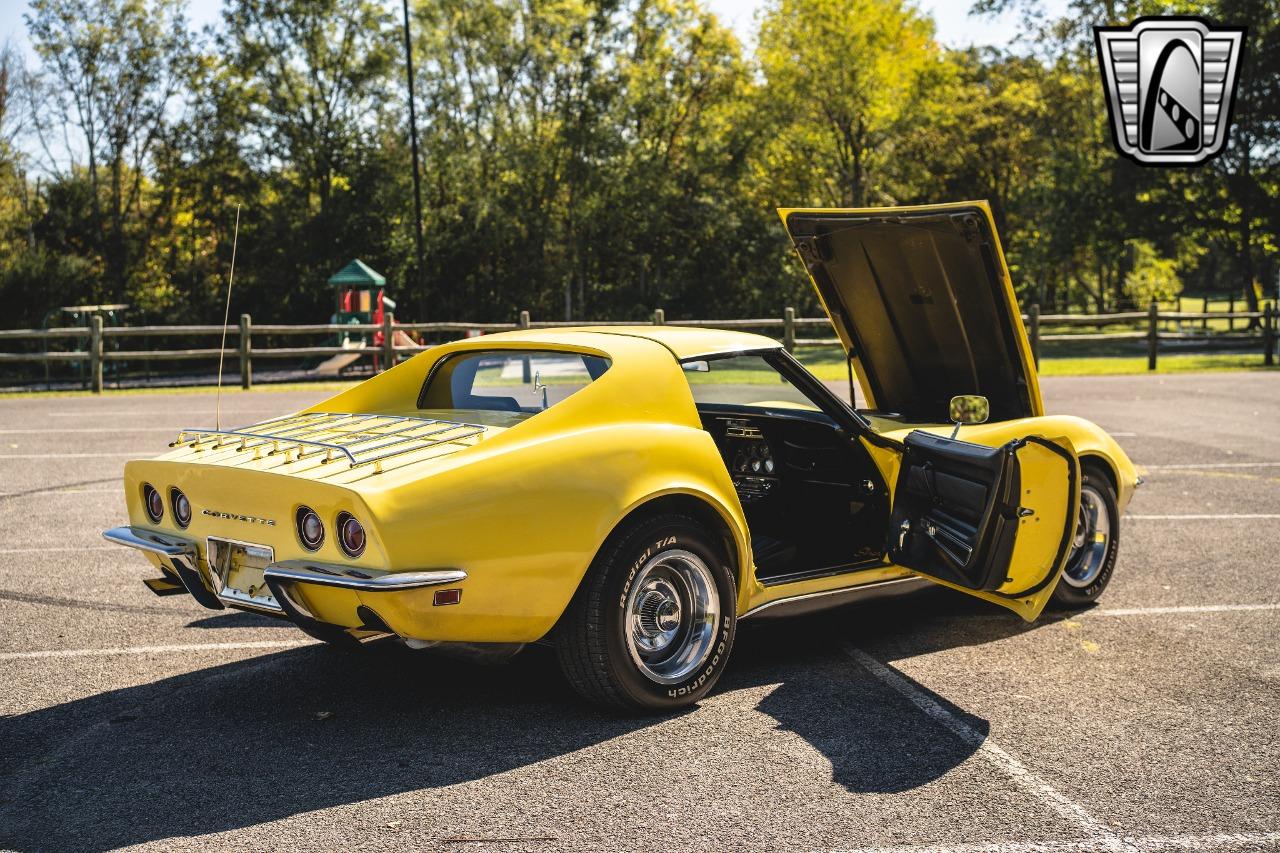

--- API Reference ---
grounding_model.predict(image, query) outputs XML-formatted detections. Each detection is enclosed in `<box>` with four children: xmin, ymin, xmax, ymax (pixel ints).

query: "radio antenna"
<box><xmin>215</xmin><ymin>204</ymin><xmax>242</xmax><ymax>430</ymax></box>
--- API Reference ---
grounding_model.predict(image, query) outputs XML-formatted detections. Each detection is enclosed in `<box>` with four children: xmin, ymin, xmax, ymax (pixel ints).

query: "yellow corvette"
<box><xmin>105</xmin><ymin>202</ymin><xmax>1138</xmax><ymax>711</ymax></box>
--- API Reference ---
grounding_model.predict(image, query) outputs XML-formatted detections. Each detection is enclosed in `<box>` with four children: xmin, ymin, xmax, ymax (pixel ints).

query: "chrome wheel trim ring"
<box><xmin>623</xmin><ymin>548</ymin><xmax>720</xmax><ymax>685</ymax></box>
<box><xmin>1063</xmin><ymin>484</ymin><xmax>1111</xmax><ymax>589</ymax></box>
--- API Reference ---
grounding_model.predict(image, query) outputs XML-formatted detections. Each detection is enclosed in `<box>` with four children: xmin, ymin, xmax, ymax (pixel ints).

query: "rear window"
<box><xmin>417</xmin><ymin>350</ymin><xmax>609</xmax><ymax>419</ymax></box>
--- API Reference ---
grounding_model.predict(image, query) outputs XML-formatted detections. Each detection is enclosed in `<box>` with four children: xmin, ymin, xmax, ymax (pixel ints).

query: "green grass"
<box><xmin>794</xmin><ymin>345</ymin><xmax>1276</xmax><ymax>380</ymax></box>
<box><xmin>1037</xmin><ymin>353</ymin><xmax>1277</xmax><ymax>375</ymax></box>
<box><xmin>1042</xmin><ymin>295</ymin><xmax>1273</xmax><ymax>335</ymax></box>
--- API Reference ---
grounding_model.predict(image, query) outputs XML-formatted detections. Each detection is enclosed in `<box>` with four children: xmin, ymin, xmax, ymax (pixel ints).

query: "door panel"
<box><xmin>888</xmin><ymin>431</ymin><xmax>1021</xmax><ymax>591</ymax></box>
<box><xmin>888</xmin><ymin>430</ymin><xmax>1079</xmax><ymax>621</ymax></box>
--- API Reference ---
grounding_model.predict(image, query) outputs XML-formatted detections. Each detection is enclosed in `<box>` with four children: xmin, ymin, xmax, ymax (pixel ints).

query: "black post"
<box><xmin>401</xmin><ymin>0</ymin><xmax>426</xmax><ymax>312</ymax></box>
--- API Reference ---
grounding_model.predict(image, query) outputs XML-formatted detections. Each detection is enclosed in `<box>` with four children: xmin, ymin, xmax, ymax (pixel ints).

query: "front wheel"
<box><xmin>1051</xmin><ymin>464</ymin><xmax>1120</xmax><ymax>608</ymax></box>
<box><xmin>556</xmin><ymin>513</ymin><xmax>737</xmax><ymax>712</ymax></box>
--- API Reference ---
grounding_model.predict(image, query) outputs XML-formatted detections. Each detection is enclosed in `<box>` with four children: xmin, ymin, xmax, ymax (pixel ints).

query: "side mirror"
<box><xmin>948</xmin><ymin>394</ymin><xmax>989</xmax><ymax>438</ymax></box>
<box><xmin>533</xmin><ymin>370</ymin><xmax>548</xmax><ymax>410</ymax></box>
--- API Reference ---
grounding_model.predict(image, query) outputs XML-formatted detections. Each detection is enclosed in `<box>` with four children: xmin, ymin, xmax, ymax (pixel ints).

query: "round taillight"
<box><xmin>142</xmin><ymin>483</ymin><xmax>164</xmax><ymax>523</ymax></box>
<box><xmin>337</xmin><ymin>512</ymin><xmax>366</xmax><ymax>558</ymax></box>
<box><xmin>171</xmin><ymin>488</ymin><xmax>191</xmax><ymax>528</ymax></box>
<box><xmin>296</xmin><ymin>506</ymin><xmax>324</xmax><ymax>550</ymax></box>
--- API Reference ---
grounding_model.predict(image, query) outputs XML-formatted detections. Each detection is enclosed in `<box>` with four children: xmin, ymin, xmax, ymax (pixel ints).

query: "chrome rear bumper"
<box><xmin>102</xmin><ymin>525</ymin><xmax>225</xmax><ymax>610</ymax></box>
<box><xmin>102</xmin><ymin>526</ymin><xmax>194</xmax><ymax>558</ymax></box>
<box><xmin>102</xmin><ymin>526</ymin><xmax>466</xmax><ymax>620</ymax></box>
<box><xmin>261</xmin><ymin>561</ymin><xmax>466</xmax><ymax>591</ymax></box>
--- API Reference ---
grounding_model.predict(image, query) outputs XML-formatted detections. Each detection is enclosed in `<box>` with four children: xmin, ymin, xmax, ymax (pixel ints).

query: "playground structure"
<box><xmin>315</xmin><ymin>259</ymin><xmax>415</xmax><ymax>377</ymax></box>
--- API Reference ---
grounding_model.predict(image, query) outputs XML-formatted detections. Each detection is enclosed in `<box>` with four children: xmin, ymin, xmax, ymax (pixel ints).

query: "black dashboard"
<box><xmin>718</xmin><ymin>417</ymin><xmax>779</xmax><ymax>503</ymax></box>
<box><xmin>697</xmin><ymin>404</ymin><xmax>890</xmax><ymax>581</ymax></box>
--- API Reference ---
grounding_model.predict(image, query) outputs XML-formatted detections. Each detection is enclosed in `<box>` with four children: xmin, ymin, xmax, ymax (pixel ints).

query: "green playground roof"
<box><xmin>327</xmin><ymin>259</ymin><xmax>386</xmax><ymax>287</ymax></box>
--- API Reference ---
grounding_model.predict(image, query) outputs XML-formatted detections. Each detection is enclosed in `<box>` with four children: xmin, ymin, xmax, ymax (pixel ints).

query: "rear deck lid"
<box><xmin>160</xmin><ymin>411</ymin><xmax>496</xmax><ymax>485</ymax></box>
<box><xmin>779</xmin><ymin>202</ymin><xmax>1042</xmax><ymax>423</ymax></box>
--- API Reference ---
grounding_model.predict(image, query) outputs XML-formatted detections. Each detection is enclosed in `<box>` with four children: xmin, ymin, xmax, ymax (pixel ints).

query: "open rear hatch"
<box><xmin>779</xmin><ymin>202</ymin><xmax>1042</xmax><ymax>423</ymax></box>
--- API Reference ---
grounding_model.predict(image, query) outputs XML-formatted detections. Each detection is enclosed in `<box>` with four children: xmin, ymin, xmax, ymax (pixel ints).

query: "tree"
<box><xmin>1124</xmin><ymin>239</ymin><xmax>1183</xmax><ymax>304</ymax></box>
<box><xmin>754</xmin><ymin>0</ymin><xmax>941</xmax><ymax>208</ymax></box>
<box><xmin>1</xmin><ymin>0</ymin><xmax>1276</xmax><ymax>333</ymax></box>
<box><xmin>214</xmin><ymin>0</ymin><xmax>402</xmax><ymax>319</ymax></box>
<box><xmin>25</xmin><ymin>0</ymin><xmax>193</xmax><ymax>301</ymax></box>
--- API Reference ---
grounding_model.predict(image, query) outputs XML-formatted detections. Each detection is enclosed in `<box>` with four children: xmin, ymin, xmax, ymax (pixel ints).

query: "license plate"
<box><xmin>206</xmin><ymin>538</ymin><xmax>280</xmax><ymax>612</ymax></box>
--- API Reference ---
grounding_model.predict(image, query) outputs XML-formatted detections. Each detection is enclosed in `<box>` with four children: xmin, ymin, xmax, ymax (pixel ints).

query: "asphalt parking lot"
<box><xmin>1</xmin><ymin>373</ymin><xmax>1277</xmax><ymax>853</ymax></box>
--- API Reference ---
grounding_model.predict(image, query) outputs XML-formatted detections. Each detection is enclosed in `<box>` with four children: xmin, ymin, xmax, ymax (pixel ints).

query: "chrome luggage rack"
<box><xmin>171</xmin><ymin>412</ymin><xmax>487</xmax><ymax>473</ymax></box>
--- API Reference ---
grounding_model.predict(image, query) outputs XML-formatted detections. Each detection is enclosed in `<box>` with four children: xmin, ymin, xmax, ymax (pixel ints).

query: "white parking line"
<box><xmin>1143</xmin><ymin>461</ymin><xmax>1280</xmax><ymax>470</ymax></box>
<box><xmin>0</xmin><ymin>640</ymin><xmax>312</xmax><ymax>661</ymax></box>
<box><xmin>1084</xmin><ymin>603</ymin><xmax>1280</xmax><ymax>618</ymax></box>
<box><xmin>841</xmin><ymin>648</ymin><xmax>1280</xmax><ymax>853</ymax></box>
<box><xmin>828</xmin><ymin>830</ymin><xmax>1280</xmax><ymax>852</ymax></box>
<box><xmin>0</xmin><ymin>427</ymin><xmax>176</xmax><ymax>434</ymax></box>
<box><xmin>44</xmin><ymin>410</ymin><xmax>281</xmax><ymax>416</ymax></box>
<box><xmin>843</xmin><ymin>645</ymin><xmax>1116</xmax><ymax>840</ymax></box>
<box><xmin>0</xmin><ymin>546</ymin><xmax>117</xmax><ymax>554</ymax></box>
<box><xmin>0</xmin><ymin>452</ymin><xmax>137</xmax><ymax>458</ymax></box>
<box><xmin>46</xmin><ymin>411</ymin><xmax>168</xmax><ymax>416</ymax></box>
<box><xmin>1126</xmin><ymin>513</ymin><xmax>1280</xmax><ymax>520</ymax></box>
<box><xmin>0</xmin><ymin>488</ymin><xmax>121</xmax><ymax>497</ymax></box>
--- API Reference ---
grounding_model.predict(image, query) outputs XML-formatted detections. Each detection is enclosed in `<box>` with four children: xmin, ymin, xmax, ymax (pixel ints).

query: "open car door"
<box><xmin>886</xmin><ymin>430</ymin><xmax>1080</xmax><ymax>621</ymax></box>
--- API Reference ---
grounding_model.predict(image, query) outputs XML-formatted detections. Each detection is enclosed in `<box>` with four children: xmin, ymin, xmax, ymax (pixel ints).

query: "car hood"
<box><xmin>779</xmin><ymin>202</ymin><xmax>1041</xmax><ymax>423</ymax></box>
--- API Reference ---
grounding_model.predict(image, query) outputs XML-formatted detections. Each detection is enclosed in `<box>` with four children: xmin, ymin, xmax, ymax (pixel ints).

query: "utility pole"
<box><xmin>401</xmin><ymin>0</ymin><xmax>427</xmax><ymax>315</ymax></box>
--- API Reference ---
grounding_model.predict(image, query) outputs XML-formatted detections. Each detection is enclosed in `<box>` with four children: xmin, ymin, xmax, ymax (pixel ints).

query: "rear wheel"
<box><xmin>556</xmin><ymin>513</ymin><xmax>737</xmax><ymax>712</ymax></box>
<box><xmin>1051</xmin><ymin>464</ymin><xmax>1119</xmax><ymax>608</ymax></box>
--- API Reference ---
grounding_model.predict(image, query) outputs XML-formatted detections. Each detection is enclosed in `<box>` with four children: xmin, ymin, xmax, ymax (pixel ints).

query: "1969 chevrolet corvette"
<box><xmin>105</xmin><ymin>202</ymin><xmax>1138</xmax><ymax>711</ymax></box>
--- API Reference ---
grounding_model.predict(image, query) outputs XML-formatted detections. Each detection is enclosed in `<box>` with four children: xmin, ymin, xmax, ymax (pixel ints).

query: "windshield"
<box><xmin>680</xmin><ymin>353</ymin><xmax>820</xmax><ymax>411</ymax></box>
<box><xmin>417</xmin><ymin>350</ymin><xmax>609</xmax><ymax>421</ymax></box>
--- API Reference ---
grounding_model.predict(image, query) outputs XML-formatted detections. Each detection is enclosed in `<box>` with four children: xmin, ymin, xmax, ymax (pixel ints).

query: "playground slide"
<box><xmin>312</xmin><ymin>342</ymin><xmax>366</xmax><ymax>377</ymax></box>
<box><xmin>311</xmin><ymin>331</ymin><xmax>417</xmax><ymax>377</ymax></box>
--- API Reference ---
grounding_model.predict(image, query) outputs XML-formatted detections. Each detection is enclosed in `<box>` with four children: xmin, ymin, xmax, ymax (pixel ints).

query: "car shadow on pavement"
<box><xmin>186</xmin><ymin>610</ymin><xmax>296</xmax><ymax>629</ymax></box>
<box><xmin>0</xmin><ymin>587</ymin><xmax>1048</xmax><ymax>852</ymax></box>
<box><xmin>741</xmin><ymin>587</ymin><xmax>1055</xmax><ymax>795</ymax></box>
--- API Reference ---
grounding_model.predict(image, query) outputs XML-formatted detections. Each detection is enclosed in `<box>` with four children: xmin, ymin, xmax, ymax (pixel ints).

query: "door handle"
<box><xmin>897</xmin><ymin>519</ymin><xmax>911</xmax><ymax>551</ymax></box>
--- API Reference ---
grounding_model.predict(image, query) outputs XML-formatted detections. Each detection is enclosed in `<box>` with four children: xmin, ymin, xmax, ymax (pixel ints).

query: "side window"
<box><xmin>681</xmin><ymin>353</ymin><xmax>821</xmax><ymax>411</ymax></box>
<box><xmin>419</xmin><ymin>350</ymin><xmax>610</xmax><ymax>417</ymax></box>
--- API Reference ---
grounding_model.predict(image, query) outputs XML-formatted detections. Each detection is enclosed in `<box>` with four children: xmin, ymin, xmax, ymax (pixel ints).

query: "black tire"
<box><xmin>556</xmin><ymin>513</ymin><xmax>737</xmax><ymax>712</ymax></box>
<box><xmin>1051</xmin><ymin>463</ymin><xmax>1120</xmax><ymax>608</ymax></box>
